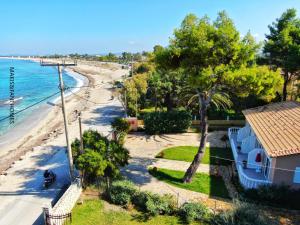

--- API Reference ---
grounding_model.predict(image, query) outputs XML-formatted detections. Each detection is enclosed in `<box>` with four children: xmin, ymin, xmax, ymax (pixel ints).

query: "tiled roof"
<box><xmin>242</xmin><ymin>101</ymin><xmax>300</xmax><ymax>157</ymax></box>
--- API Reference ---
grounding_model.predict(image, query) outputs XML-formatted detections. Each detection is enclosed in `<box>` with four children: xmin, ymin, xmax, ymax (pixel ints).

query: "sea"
<box><xmin>0</xmin><ymin>58</ymin><xmax>80</xmax><ymax>135</ymax></box>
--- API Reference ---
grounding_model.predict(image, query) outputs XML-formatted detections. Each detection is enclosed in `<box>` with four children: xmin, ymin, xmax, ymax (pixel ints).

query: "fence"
<box><xmin>43</xmin><ymin>178</ymin><xmax>82</xmax><ymax>225</ymax></box>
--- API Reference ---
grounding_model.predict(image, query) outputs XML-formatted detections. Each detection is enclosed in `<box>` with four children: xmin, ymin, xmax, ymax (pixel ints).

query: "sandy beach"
<box><xmin>0</xmin><ymin>58</ymin><xmax>128</xmax><ymax>174</ymax></box>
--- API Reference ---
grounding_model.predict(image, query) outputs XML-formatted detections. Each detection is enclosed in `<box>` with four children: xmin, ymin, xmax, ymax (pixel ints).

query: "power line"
<box><xmin>209</xmin><ymin>155</ymin><xmax>298</xmax><ymax>173</ymax></box>
<box><xmin>41</xmin><ymin>60</ymin><xmax>76</xmax><ymax>180</ymax></box>
<box><xmin>67</xmin><ymin>88</ymin><xmax>112</xmax><ymax>105</ymax></box>
<box><xmin>0</xmin><ymin>90</ymin><xmax>61</xmax><ymax>123</ymax></box>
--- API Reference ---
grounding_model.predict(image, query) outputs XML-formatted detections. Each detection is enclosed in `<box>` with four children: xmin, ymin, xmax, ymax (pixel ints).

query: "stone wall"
<box><xmin>43</xmin><ymin>178</ymin><xmax>82</xmax><ymax>225</ymax></box>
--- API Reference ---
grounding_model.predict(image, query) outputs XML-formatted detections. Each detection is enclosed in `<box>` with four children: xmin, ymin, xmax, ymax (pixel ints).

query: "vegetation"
<box><xmin>111</xmin><ymin>117</ymin><xmax>130</xmax><ymax>144</ymax></box>
<box><xmin>132</xmin><ymin>191</ymin><xmax>176</xmax><ymax>216</ymax></box>
<box><xmin>120</xmin><ymin>73</ymin><xmax>149</xmax><ymax>116</ymax></box>
<box><xmin>211</xmin><ymin>201</ymin><xmax>273</xmax><ymax>225</ymax></box>
<box><xmin>179</xmin><ymin>202</ymin><xmax>210</xmax><ymax>224</ymax></box>
<box><xmin>154</xmin><ymin>12</ymin><xmax>282</xmax><ymax>183</ymax></box>
<box><xmin>242</xmin><ymin>184</ymin><xmax>300</xmax><ymax>210</ymax></box>
<box><xmin>144</xmin><ymin>110</ymin><xmax>192</xmax><ymax>134</ymax></box>
<box><xmin>149</xmin><ymin>168</ymin><xmax>230</xmax><ymax>199</ymax></box>
<box><xmin>108</xmin><ymin>180</ymin><xmax>138</xmax><ymax>206</ymax></box>
<box><xmin>107</xmin><ymin>180</ymin><xmax>177</xmax><ymax>216</ymax></box>
<box><xmin>156</xmin><ymin>146</ymin><xmax>233</xmax><ymax>166</ymax></box>
<box><xmin>72</xmin><ymin>199</ymin><xmax>186</xmax><ymax>225</ymax></box>
<box><xmin>71</xmin><ymin>130</ymin><xmax>129</xmax><ymax>188</ymax></box>
<box><xmin>263</xmin><ymin>8</ymin><xmax>300</xmax><ymax>101</ymax></box>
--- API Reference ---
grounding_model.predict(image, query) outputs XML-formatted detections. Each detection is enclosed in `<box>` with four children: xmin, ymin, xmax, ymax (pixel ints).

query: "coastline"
<box><xmin>0</xmin><ymin>60</ymin><xmax>90</xmax><ymax>172</ymax></box>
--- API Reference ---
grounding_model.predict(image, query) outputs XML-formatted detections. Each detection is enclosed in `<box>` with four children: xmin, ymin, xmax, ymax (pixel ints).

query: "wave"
<box><xmin>0</xmin><ymin>97</ymin><xmax>23</xmax><ymax>106</ymax></box>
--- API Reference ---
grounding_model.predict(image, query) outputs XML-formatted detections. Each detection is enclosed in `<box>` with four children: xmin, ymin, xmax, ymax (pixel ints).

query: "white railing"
<box><xmin>237</xmin><ymin>165</ymin><xmax>271</xmax><ymax>189</ymax></box>
<box><xmin>241</xmin><ymin>136</ymin><xmax>257</xmax><ymax>154</ymax></box>
<box><xmin>229</xmin><ymin>127</ymin><xmax>271</xmax><ymax>189</ymax></box>
<box><xmin>228</xmin><ymin>127</ymin><xmax>240</xmax><ymax>136</ymax></box>
<box><xmin>228</xmin><ymin>127</ymin><xmax>240</xmax><ymax>162</ymax></box>
<box><xmin>229</xmin><ymin>138</ymin><xmax>238</xmax><ymax>161</ymax></box>
<box><xmin>237</xmin><ymin>126</ymin><xmax>250</xmax><ymax>142</ymax></box>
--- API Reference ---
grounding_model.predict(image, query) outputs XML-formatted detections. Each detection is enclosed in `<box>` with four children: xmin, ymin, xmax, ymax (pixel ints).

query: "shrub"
<box><xmin>111</xmin><ymin>117</ymin><xmax>130</xmax><ymax>144</ymax></box>
<box><xmin>242</xmin><ymin>184</ymin><xmax>300</xmax><ymax>210</ymax></box>
<box><xmin>108</xmin><ymin>180</ymin><xmax>137</xmax><ymax>206</ymax></box>
<box><xmin>212</xmin><ymin>201</ymin><xmax>272</xmax><ymax>225</ymax></box>
<box><xmin>144</xmin><ymin>110</ymin><xmax>192</xmax><ymax>134</ymax></box>
<box><xmin>179</xmin><ymin>202</ymin><xmax>210</xmax><ymax>224</ymax></box>
<box><xmin>132</xmin><ymin>191</ymin><xmax>176</xmax><ymax>216</ymax></box>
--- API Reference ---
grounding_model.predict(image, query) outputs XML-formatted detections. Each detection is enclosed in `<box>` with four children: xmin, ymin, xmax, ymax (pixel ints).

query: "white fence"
<box><xmin>237</xmin><ymin>164</ymin><xmax>271</xmax><ymax>189</ymax></box>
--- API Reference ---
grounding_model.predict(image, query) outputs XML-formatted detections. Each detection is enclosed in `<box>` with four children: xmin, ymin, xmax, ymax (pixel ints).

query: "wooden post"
<box><xmin>58</xmin><ymin>65</ymin><xmax>74</xmax><ymax>179</ymax></box>
<box><xmin>41</xmin><ymin>60</ymin><xmax>77</xmax><ymax>180</ymax></box>
<box><xmin>78</xmin><ymin>112</ymin><xmax>84</xmax><ymax>154</ymax></box>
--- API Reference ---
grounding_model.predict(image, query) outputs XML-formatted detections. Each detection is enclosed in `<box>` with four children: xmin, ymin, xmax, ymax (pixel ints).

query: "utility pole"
<box><xmin>41</xmin><ymin>60</ymin><xmax>77</xmax><ymax>180</ymax></box>
<box><xmin>75</xmin><ymin>110</ymin><xmax>84</xmax><ymax>154</ymax></box>
<box><xmin>124</xmin><ymin>80</ymin><xmax>128</xmax><ymax>118</ymax></box>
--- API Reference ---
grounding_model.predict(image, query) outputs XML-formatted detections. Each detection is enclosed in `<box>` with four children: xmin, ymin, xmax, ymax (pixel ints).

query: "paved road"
<box><xmin>0</xmin><ymin>68</ymin><xmax>125</xmax><ymax>225</ymax></box>
<box><xmin>0</xmin><ymin>148</ymin><xmax>70</xmax><ymax>225</ymax></box>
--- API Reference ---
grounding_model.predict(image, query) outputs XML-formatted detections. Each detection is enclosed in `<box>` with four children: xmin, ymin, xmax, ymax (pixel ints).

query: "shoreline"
<box><xmin>0</xmin><ymin>59</ymin><xmax>90</xmax><ymax>172</ymax></box>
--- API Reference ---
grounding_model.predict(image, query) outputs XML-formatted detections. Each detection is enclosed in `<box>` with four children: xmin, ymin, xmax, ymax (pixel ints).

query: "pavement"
<box><xmin>0</xmin><ymin>65</ymin><xmax>126</xmax><ymax>225</ymax></box>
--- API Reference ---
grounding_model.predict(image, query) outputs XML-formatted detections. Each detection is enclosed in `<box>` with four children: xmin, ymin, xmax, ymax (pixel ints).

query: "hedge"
<box><xmin>144</xmin><ymin>110</ymin><xmax>192</xmax><ymax>134</ymax></box>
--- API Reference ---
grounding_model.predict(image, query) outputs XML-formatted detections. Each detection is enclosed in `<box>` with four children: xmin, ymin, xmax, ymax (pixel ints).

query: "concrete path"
<box><xmin>152</xmin><ymin>158</ymin><xmax>215</xmax><ymax>174</ymax></box>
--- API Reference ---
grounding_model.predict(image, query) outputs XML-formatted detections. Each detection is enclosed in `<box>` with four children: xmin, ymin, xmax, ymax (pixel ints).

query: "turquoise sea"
<box><xmin>0</xmin><ymin>59</ymin><xmax>78</xmax><ymax>135</ymax></box>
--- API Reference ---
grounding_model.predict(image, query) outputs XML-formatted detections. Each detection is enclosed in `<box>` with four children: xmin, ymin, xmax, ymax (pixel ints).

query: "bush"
<box><xmin>132</xmin><ymin>191</ymin><xmax>176</xmax><ymax>216</ymax></box>
<box><xmin>108</xmin><ymin>180</ymin><xmax>137</xmax><ymax>206</ymax></box>
<box><xmin>242</xmin><ymin>184</ymin><xmax>300</xmax><ymax>209</ymax></box>
<box><xmin>212</xmin><ymin>201</ymin><xmax>272</xmax><ymax>225</ymax></box>
<box><xmin>111</xmin><ymin>118</ymin><xmax>130</xmax><ymax>144</ymax></box>
<box><xmin>179</xmin><ymin>202</ymin><xmax>210</xmax><ymax>224</ymax></box>
<box><xmin>144</xmin><ymin>110</ymin><xmax>192</xmax><ymax>134</ymax></box>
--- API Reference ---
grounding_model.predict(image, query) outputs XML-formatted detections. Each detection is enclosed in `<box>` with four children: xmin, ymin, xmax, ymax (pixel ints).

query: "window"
<box><xmin>293</xmin><ymin>167</ymin><xmax>300</xmax><ymax>184</ymax></box>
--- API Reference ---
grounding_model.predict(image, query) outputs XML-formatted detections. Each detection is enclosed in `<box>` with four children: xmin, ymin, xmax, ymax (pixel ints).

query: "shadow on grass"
<box><xmin>131</xmin><ymin>213</ymin><xmax>152</xmax><ymax>223</ymax></box>
<box><xmin>149</xmin><ymin>168</ymin><xmax>230</xmax><ymax>199</ymax></box>
<box><xmin>149</xmin><ymin>169</ymin><xmax>182</xmax><ymax>183</ymax></box>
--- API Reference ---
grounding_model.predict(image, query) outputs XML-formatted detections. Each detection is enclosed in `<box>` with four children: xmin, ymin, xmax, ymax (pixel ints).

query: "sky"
<box><xmin>0</xmin><ymin>0</ymin><xmax>300</xmax><ymax>55</ymax></box>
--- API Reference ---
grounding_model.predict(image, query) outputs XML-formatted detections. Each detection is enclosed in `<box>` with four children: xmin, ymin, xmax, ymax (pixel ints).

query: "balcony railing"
<box><xmin>228</xmin><ymin>127</ymin><xmax>271</xmax><ymax>189</ymax></box>
<box><xmin>237</xmin><ymin>165</ymin><xmax>271</xmax><ymax>189</ymax></box>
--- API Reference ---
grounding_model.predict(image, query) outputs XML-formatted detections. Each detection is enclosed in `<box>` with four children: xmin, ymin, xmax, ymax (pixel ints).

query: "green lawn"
<box><xmin>149</xmin><ymin>168</ymin><xmax>230</xmax><ymax>199</ymax></box>
<box><xmin>156</xmin><ymin>146</ymin><xmax>233</xmax><ymax>166</ymax></box>
<box><xmin>72</xmin><ymin>199</ymin><xmax>195</xmax><ymax>225</ymax></box>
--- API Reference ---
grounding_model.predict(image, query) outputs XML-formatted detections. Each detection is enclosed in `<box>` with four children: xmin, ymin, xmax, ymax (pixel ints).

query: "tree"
<box><xmin>76</xmin><ymin>149</ymin><xmax>107</xmax><ymax>186</ymax></box>
<box><xmin>111</xmin><ymin>117</ymin><xmax>130</xmax><ymax>144</ymax></box>
<box><xmin>155</xmin><ymin>12</ymin><xmax>282</xmax><ymax>183</ymax></box>
<box><xmin>104</xmin><ymin>141</ymin><xmax>130</xmax><ymax>189</ymax></box>
<box><xmin>264</xmin><ymin>8</ymin><xmax>300</xmax><ymax>101</ymax></box>
<box><xmin>121</xmin><ymin>73</ymin><xmax>148</xmax><ymax>116</ymax></box>
<box><xmin>148</xmin><ymin>69</ymin><xmax>187</xmax><ymax>111</ymax></box>
<box><xmin>72</xmin><ymin>130</ymin><xmax>129</xmax><ymax>187</ymax></box>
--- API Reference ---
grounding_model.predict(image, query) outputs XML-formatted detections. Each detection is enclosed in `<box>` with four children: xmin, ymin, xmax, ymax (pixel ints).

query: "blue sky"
<box><xmin>0</xmin><ymin>0</ymin><xmax>299</xmax><ymax>55</ymax></box>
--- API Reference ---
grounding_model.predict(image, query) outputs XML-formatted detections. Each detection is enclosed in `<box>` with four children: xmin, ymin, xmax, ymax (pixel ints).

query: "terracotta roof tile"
<box><xmin>242</xmin><ymin>101</ymin><xmax>300</xmax><ymax>157</ymax></box>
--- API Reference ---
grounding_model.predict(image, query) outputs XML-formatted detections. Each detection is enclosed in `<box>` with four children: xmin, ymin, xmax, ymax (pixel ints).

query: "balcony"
<box><xmin>228</xmin><ymin>127</ymin><xmax>271</xmax><ymax>189</ymax></box>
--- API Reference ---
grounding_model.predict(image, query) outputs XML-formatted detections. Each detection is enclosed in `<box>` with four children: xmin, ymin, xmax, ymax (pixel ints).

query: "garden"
<box><xmin>156</xmin><ymin>146</ymin><xmax>233</xmax><ymax>166</ymax></box>
<box><xmin>71</xmin><ymin>180</ymin><xmax>279</xmax><ymax>225</ymax></box>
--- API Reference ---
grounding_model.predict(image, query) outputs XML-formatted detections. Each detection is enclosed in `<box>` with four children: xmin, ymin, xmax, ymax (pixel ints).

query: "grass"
<box><xmin>72</xmin><ymin>199</ymin><xmax>195</xmax><ymax>225</ymax></box>
<box><xmin>149</xmin><ymin>168</ymin><xmax>230</xmax><ymax>199</ymax></box>
<box><xmin>156</xmin><ymin>146</ymin><xmax>233</xmax><ymax>166</ymax></box>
